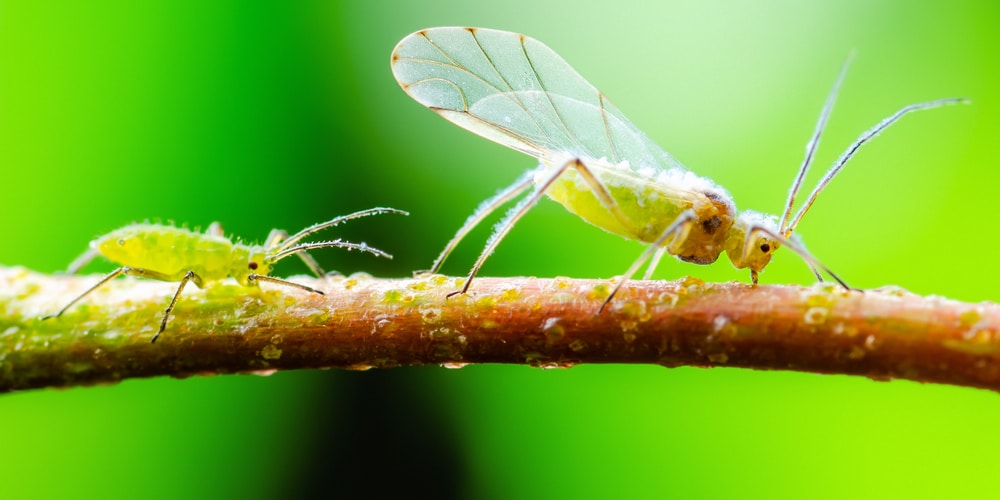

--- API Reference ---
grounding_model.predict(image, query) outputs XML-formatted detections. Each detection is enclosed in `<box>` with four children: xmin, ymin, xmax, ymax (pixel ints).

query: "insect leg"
<box><xmin>265</xmin><ymin>229</ymin><xmax>327</xmax><ymax>277</ymax></box>
<box><xmin>642</xmin><ymin>247</ymin><xmax>668</xmax><ymax>281</ymax></box>
<box><xmin>263</xmin><ymin>228</ymin><xmax>284</xmax><ymax>248</ymax></box>
<box><xmin>151</xmin><ymin>270</ymin><xmax>205</xmax><ymax>343</ymax></box>
<box><xmin>206</xmin><ymin>222</ymin><xmax>225</xmax><ymax>237</ymax></box>
<box><xmin>449</xmin><ymin>156</ymin><xmax>643</xmax><ymax>296</ymax></box>
<box><xmin>42</xmin><ymin>266</ymin><xmax>128</xmax><ymax>320</ymax></box>
<box><xmin>248</xmin><ymin>273</ymin><xmax>326</xmax><ymax>295</ymax></box>
<box><xmin>745</xmin><ymin>225</ymin><xmax>851</xmax><ymax>290</ymax></box>
<box><xmin>600</xmin><ymin>209</ymin><xmax>696</xmax><ymax>313</ymax></box>
<box><xmin>65</xmin><ymin>247</ymin><xmax>100</xmax><ymax>274</ymax></box>
<box><xmin>565</xmin><ymin>158</ymin><xmax>640</xmax><ymax>236</ymax></box>
<box><xmin>428</xmin><ymin>168</ymin><xmax>537</xmax><ymax>274</ymax></box>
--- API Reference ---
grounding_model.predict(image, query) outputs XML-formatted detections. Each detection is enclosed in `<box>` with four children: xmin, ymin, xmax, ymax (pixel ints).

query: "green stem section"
<box><xmin>1</xmin><ymin>266</ymin><xmax>998</xmax><ymax>393</ymax></box>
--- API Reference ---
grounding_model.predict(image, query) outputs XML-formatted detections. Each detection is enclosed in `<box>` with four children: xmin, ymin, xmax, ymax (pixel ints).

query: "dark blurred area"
<box><xmin>291</xmin><ymin>370</ymin><xmax>466</xmax><ymax>499</ymax></box>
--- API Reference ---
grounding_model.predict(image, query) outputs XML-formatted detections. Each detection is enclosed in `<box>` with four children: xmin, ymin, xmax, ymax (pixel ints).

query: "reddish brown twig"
<box><xmin>2</xmin><ymin>266</ymin><xmax>998</xmax><ymax>393</ymax></box>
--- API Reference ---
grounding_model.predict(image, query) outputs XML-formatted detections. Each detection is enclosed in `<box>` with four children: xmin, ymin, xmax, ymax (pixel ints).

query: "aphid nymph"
<box><xmin>44</xmin><ymin>207</ymin><xmax>407</xmax><ymax>342</ymax></box>
<box><xmin>391</xmin><ymin>27</ymin><xmax>968</xmax><ymax>307</ymax></box>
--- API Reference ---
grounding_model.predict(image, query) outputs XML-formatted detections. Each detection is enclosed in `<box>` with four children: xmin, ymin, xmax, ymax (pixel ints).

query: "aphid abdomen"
<box><xmin>96</xmin><ymin>224</ymin><xmax>233</xmax><ymax>281</ymax></box>
<box><xmin>543</xmin><ymin>163</ymin><xmax>735</xmax><ymax>265</ymax></box>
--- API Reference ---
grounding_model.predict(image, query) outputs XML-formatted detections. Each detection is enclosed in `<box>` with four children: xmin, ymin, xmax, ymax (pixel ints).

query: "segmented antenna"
<box><xmin>273</xmin><ymin>207</ymin><xmax>408</xmax><ymax>254</ymax></box>
<box><xmin>780</xmin><ymin>53</ymin><xmax>854</xmax><ymax>236</ymax></box>
<box><xmin>271</xmin><ymin>240</ymin><xmax>394</xmax><ymax>263</ymax></box>
<box><xmin>784</xmin><ymin>97</ymin><xmax>969</xmax><ymax>236</ymax></box>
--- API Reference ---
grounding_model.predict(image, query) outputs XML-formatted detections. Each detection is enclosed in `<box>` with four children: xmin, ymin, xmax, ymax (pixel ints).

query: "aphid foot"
<box><xmin>150</xmin><ymin>327</ymin><xmax>165</xmax><ymax>344</ymax></box>
<box><xmin>597</xmin><ymin>278</ymin><xmax>628</xmax><ymax>314</ymax></box>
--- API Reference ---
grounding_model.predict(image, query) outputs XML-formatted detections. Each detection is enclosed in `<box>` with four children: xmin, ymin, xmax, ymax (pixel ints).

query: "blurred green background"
<box><xmin>1</xmin><ymin>0</ymin><xmax>997</xmax><ymax>498</ymax></box>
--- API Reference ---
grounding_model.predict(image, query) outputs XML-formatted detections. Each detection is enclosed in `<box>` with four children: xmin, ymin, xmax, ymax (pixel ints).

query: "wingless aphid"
<box><xmin>390</xmin><ymin>27</ymin><xmax>967</xmax><ymax>307</ymax></box>
<box><xmin>44</xmin><ymin>207</ymin><xmax>407</xmax><ymax>342</ymax></box>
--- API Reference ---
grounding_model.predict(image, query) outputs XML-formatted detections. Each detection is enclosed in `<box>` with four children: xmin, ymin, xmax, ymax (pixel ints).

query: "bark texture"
<box><xmin>2</xmin><ymin>266</ymin><xmax>998</xmax><ymax>392</ymax></box>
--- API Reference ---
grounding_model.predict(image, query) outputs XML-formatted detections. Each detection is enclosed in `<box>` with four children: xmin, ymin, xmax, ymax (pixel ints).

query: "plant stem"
<box><xmin>1</xmin><ymin>265</ymin><xmax>998</xmax><ymax>393</ymax></box>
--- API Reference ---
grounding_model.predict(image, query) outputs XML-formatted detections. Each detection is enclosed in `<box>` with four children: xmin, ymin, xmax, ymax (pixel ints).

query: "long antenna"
<box><xmin>271</xmin><ymin>240</ymin><xmax>394</xmax><ymax>263</ymax></box>
<box><xmin>780</xmin><ymin>53</ymin><xmax>854</xmax><ymax>236</ymax></box>
<box><xmin>785</xmin><ymin>97</ymin><xmax>969</xmax><ymax>235</ymax></box>
<box><xmin>274</xmin><ymin>207</ymin><xmax>408</xmax><ymax>253</ymax></box>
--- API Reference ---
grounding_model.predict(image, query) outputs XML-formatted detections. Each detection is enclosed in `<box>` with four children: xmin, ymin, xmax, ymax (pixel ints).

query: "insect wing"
<box><xmin>391</xmin><ymin>27</ymin><xmax>688</xmax><ymax>172</ymax></box>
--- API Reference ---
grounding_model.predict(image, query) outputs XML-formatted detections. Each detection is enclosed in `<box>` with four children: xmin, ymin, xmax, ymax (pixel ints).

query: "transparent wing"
<box><xmin>391</xmin><ymin>27</ymin><xmax>688</xmax><ymax>172</ymax></box>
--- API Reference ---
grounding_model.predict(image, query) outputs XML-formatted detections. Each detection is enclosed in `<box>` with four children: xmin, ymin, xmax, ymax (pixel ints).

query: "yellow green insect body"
<box><xmin>391</xmin><ymin>27</ymin><xmax>967</xmax><ymax>305</ymax></box>
<box><xmin>46</xmin><ymin>207</ymin><xmax>407</xmax><ymax>343</ymax></box>
<box><xmin>98</xmin><ymin>224</ymin><xmax>268</xmax><ymax>285</ymax></box>
<box><xmin>541</xmin><ymin>161</ymin><xmax>736</xmax><ymax>265</ymax></box>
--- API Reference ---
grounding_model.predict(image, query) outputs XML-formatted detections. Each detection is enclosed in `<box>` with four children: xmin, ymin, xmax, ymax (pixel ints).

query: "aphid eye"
<box><xmin>117</xmin><ymin>238</ymin><xmax>125</xmax><ymax>246</ymax></box>
<box><xmin>759</xmin><ymin>242</ymin><xmax>771</xmax><ymax>253</ymax></box>
<box><xmin>248</xmin><ymin>261</ymin><xmax>258</xmax><ymax>270</ymax></box>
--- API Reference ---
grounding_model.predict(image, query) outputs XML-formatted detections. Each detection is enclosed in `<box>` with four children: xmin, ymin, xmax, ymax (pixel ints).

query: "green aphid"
<box><xmin>44</xmin><ymin>207</ymin><xmax>407</xmax><ymax>342</ymax></box>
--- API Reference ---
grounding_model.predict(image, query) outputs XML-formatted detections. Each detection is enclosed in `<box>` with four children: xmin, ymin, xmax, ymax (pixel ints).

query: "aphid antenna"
<box><xmin>745</xmin><ymin>225</ymin><xmax>850</xmax><ymax>289</ymax></box>
<box><xmin>270</xmin><ymin>240</ymin><xmax>394</xmax><ymax>264</ymax></box>
<box><xmin>273</xmin><ymin>207</ymin><xmax>409</xmax><ymax>253</ymax></box>
<box><xmin>784</xmin><ymin>96</ymin><xmax>970</xmax><ymax>237</ymax></box>
<box><xmin>779</xmin><ymin>52</ymin><xmax>854</xmax><ymax>236</ymax></box>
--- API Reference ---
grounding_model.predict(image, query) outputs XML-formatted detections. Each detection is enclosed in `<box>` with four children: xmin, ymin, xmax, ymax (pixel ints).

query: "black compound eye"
<box><xmin>248</xmin><ymin>261</ymin><xmax>259</xmax><ymax>270</ymax></box>
<box><xmin>759</xmin><ymin>243</ymin><xmax>771</xmax><ymax>253</ymax></box>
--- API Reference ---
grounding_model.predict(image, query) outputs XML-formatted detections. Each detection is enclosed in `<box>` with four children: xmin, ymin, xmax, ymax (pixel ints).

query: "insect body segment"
<box><xmin>391</xmin><ymin>27</ymin><xmax>967</xmax><ymax>303</ymax></box>
<box><xmin>44</xmin><ymin>207</ymin><xmax>407</xmax><ymax>343</ymax></box>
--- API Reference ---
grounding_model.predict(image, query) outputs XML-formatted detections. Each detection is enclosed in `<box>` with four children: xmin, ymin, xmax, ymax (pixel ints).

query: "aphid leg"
<box><xmin>744</xmin><ymin>226</ymin><xmax>851</xmax><ymax>290</ymax></box>
<box><xmin>43</xmin><ymin>265</ymin><xmax>208</xmax><ymax>343</ymax></box>
<box><xmin>263</xmin><ymin>228</ymin><xmax>283</xmax><ymax>248</ymax></box>
<box><xmin>206</xmin><ymin>222</ymin><xmax>225</xmax><ymax>237</ymax></box>
<box><xmin>248</xmin><ymin>274</ymin><xmax>326</xmax><ymax>295</ymax></box>
<box><xmin>448</xmin><ymin>163</ymin><xmax>583</xmax><ymax>297</ymax></box>
<box><xmin>265</xmin><ymin>229</ymin><xmax>327</xmax><ymax>277</ymax></box>
<box><xmin>294</xmin><ymin>248</ymin><xmax>327</xmax><ymax>278</ymax></box>
<box><xmin>152</xmin><ymin>270</ymin><xmax>205</xmax><ymax>344</ymax></box>
<box><xmin>65</xmin><ymin>247</ymin><xmax>100</xmax><ymax>274</ymax></box>
<box><xmin>447</xmin><ymin>157</ymin><xmax>639</xmax><ymax>296</ymax></box>
<box><xmin>599</xmin><ymin>210</ymin><xmax>696</xmax><ymax>313</ymax></box>
<box><xmin>42</xmin><ymin>266</ymin><xmax>129</xmax><ymax>320</ymax></box>
<box><xmin>643</xmin><ymin>247</ymin><xmax>668</xmax><ymax>281</ymax></box>
<box><xmin>564</xmin><ymin>158</ymin><xmax>640</xmax><ymax>236</ymax></box>
<box><xmin>427</xmin><ymin>168</ymin><xmax>536</xmax><ymax>274</ymax></box>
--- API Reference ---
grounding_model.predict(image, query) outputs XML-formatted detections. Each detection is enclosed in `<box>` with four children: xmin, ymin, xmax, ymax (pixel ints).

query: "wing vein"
<box><xmin>519</xmin><ymin>36</ymin><xmax>589</xmax><ymax>157</ymax></box>
<box><xmin>599</xmin><ymin>93</ymin><xmax>622</xmax><ymax>163</ymax></box>
<box><xmin>469</xmin><ymin>31</ymin><xmax>544</xmax><ymax>135</ymax></box>
<box><xmin>417</xmin><ymin>32</ymin><xmax>527</xmax><ymax>115</ymax></box>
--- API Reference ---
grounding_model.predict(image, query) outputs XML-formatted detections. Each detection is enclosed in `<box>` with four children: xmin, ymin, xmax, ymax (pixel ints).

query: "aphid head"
<box><xmin>231</xmin><ymin>246</ymin><xmax>273</xmax><ymax>286</ymax></box>
<box><xmin>726</xmin><ymin>211</ymin><xmax>782</xmax><ymax>281</ymax></box>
